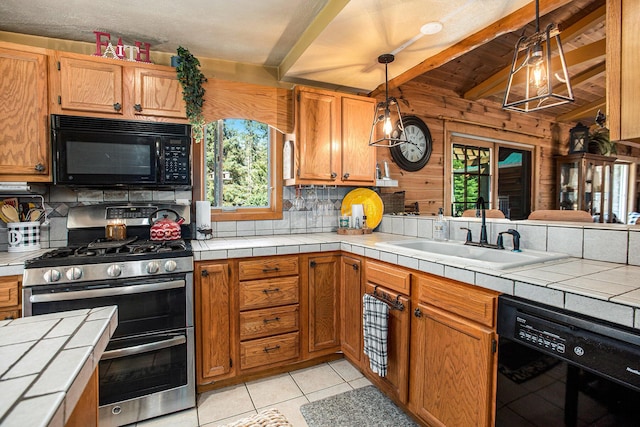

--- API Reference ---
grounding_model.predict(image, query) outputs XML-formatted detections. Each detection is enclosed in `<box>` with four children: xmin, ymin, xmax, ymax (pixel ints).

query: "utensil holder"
<box><xmin>7</xmin><ymin>221</ymin><xmax>40</xmax><ymax>252</ymax></box>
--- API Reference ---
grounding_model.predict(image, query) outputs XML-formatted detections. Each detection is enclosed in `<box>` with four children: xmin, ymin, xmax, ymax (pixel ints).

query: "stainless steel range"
<box><xmin>22</xmin><ymin>203</ymin><xmax>195</xmax><ymax>427</ymax></box>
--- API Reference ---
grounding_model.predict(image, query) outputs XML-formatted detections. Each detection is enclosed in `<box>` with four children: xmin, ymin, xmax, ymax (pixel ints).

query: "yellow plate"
<box><xmin>341</xmin><ymin>188</ymin><xmax>384</xmax><ymax>229</ymax></box>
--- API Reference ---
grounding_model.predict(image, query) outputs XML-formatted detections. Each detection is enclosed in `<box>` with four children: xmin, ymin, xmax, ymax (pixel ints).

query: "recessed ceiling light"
<box><xmin>420</xmin><ymin>22</ymin><xmax>443</xmax><ymax>35</ymax></box>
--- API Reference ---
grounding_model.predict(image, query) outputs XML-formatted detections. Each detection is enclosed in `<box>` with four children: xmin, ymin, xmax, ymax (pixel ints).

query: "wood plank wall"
<box><xmin>375</xmin><ymin>79</ymin><xmax>575</xmax><ymax>216</ymax></box>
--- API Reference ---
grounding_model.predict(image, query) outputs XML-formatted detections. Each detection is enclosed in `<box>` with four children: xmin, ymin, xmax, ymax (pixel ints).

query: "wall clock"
<box><xmin>390</xmin><ymin>115</ymin><xmax>432</xmax><ymax>172</ymax></box>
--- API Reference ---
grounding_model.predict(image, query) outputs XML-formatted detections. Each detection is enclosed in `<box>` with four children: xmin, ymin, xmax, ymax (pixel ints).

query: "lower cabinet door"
<box><xmin>411</xmin><ymin>302</ymin><xmax>496</xmax><ymax>427</ymax></box>
<box><xmin>362</xmin><ymin>283</ymin><xmax>410</xmax><ymax>404</ymax></box>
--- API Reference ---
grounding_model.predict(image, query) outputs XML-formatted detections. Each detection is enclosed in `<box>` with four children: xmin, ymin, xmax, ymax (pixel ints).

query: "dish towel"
<box><xmin>362</xmin><ymin>293</ymin><xmax>389</xmax><ymax>377</ymax></box>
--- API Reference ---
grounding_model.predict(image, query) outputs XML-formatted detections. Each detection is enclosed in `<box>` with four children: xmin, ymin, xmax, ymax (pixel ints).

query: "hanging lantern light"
<box><xmin>503</xmin><ymin>0</ymin><xmax>574</xmax><ymax>112</ymax></box>
<box><xmin>368</xmin><ymin>54</ymin><xmax>409</xmax><ymax>147</ymax></box>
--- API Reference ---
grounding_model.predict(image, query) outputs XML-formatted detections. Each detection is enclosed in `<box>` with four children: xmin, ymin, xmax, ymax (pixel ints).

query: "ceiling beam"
<box><xmin>278</xmin><ymin>0</ymin><xmax>350</xmax><ymax>80</ymax></box>
<box><xmin>556</xmin><ymin>97</ymin><xmax>605</xmax><ymax>122</ymax></box>
<box><xmin>369</xmin><ymin>0</ymin><xmax>574</xmax><ymax>97</ymax></box>
<box><xmin>464</xmin><ymin>38</ymin><xmax>605</xmax><ymax>100</ymax></box>
<box><xmin>464</xmin><ymin>4</ymin><xmax>605</xmax><ymax>101</ymax></box>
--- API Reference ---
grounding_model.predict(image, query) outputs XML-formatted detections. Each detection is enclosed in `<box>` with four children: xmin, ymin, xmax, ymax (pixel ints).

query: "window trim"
<box><xmin>444</xmin><ymin>121</ymin><xmax>538</xmax><ymax>216</ymax></box>
<box><xmin>193</xmin><ymin>126</ymin><xmax>283</xmax><ymax>222</ymax></box>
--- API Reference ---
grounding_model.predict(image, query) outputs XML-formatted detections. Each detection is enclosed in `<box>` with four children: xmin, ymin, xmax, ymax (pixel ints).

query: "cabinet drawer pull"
<box><xmin>34</xmin><ymin>163</ymin><xmax>45</xmax><ymax>172</ymax></box>
<box><xmin>262</xmin><ymin>287</ymin><xmax>280</xmax><ymax>294</ymax></box>
<box><xmin>263</xmin><ymin>316</ymin><xmax>281</xmax><ymax>324</ymax></box>
<box><xmin>263</xmin><ymin>344</ymin><xmax>281</xmax><ymax>353</ymax></box>
<box><xmin>262</xmin><ymin>267</ymin><xmax>280</xmax><ymax>273</ymax></box>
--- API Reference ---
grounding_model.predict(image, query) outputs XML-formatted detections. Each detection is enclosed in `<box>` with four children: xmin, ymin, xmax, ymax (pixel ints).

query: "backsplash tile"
<box><xmin>583</xmin><ymin>228</ymin><xmax>628</xmax><ymax>263</ymax></box>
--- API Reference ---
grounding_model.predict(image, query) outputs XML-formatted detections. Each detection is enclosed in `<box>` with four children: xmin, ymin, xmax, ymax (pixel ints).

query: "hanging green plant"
<box><xmin>175</xmin><ymin>46</ymin><xmax>207</xmax><ymax>143</ymax></box>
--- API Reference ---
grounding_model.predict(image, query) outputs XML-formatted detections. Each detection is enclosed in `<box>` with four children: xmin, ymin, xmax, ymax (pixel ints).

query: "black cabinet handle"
<box><xmin>262</xmin><ymin>288</ymin><xmax>280</xmax><ymax>294</ymax></box>
<box><xmin>134</xmin><ymin>103</ymin><xmax>142</xmax><ymax>112</ymax></box>
<box><xmin>414</xmin><ymin>307</ymin><xmax>422</xmax><ymax>318</ymax></box>
<box><xmin>113</xmin><ymin>102</ymin><xmax>122</xmax><ymax>111</ymax></box>
<box><xmin>263</xmin><ymin>344</ymin><xmax>281</xmax><ymax>353</ymax></box>
<box><xmin>34</xmin><ymin>163</ymin><xmax>45</xmax><ymax>172</ymax></box>
<box><xmin>352</xmin><ymin>263</ymin><xmax>359</xmax><ymax>271</ymax></box>
<box><xmin>330</xmin><ymin>172</ymin><xmax>337</xmax><ymax>180</ymax></box>
<box><xmin>262</xmin><ymin>267</ymin><xmax>280</xmax><ymax>273</ymax></box>
<box><xmin>263</xmin><ymin>317</ymin><xmax>281</xmax><ymax>324</ymax></box>
<box><xmin>343</xmin><ymin>172</ymin><xmax>350</xmax><ymax>180</ymax></box>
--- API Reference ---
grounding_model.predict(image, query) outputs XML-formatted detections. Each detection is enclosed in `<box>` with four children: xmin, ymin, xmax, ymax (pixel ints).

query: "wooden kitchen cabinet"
<box><xmin>0</xmin><ymin>42</ymin><xmax>51</xmax><ymax>182</ymax></box>
<box><xmin>286</xmin><ymin>86</ymin><xmax>376</xmax><ymax>186</ymax></box>
<box><xmin>409</xmin><ymin>273</ymin><xmax>498</xmax><ymax>427</ymax></box>
<box><xmin>50</xmin><ymin>51</ymin><xmax>186</xmax><ymax>121</ymax></box>
<box><xmin>363</xmin><ymin>261</ymin><xmax>411</xmax><ymax>404</ymax></box>
<box><xmin>607</xmin><ymin>0</ymin><xmax>640</xmax><ymax>142</ymax></box>
<box><xmin>195</xmin><ymin>261</ymin><xmax>233</xmax><ymax>384</ymax></box>
<box><xmin>238</xmin><ymin>256</ymin><xmax>301</xmax><ymax>371</ymax></box>
<box><xmin>340</xmin><ymin>255</ymin><xmax>363</xmax><ymax>363</ymax></box>
<box><xmin>0</xmin><ymin>275</ymin><xmax>22</xmax><ymax>320</ymax></box>
<box><xmin>303</xmin><ymin>254</ymin><xmax>341</xmax><ymax>356</ymax></box>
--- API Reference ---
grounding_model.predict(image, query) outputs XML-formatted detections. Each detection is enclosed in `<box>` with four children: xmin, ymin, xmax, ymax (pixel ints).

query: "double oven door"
<box><xmin>23</xmin><ymin>271</ymin><xmax>195</xmax><ymax>426</ymax></box>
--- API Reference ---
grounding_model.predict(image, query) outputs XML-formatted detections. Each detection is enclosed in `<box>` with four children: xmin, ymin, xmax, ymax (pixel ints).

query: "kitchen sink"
<box><xmin>374</xmin><ymin>239</ymin><xmax>570</xmax><ymax>270</ymax></box>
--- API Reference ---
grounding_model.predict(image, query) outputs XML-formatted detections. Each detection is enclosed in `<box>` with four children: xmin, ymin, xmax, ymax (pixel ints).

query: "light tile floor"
<box><xmin>133</xmin><ymin>359</ymin><xmax>372</xmax><ymax>427</ymax></box>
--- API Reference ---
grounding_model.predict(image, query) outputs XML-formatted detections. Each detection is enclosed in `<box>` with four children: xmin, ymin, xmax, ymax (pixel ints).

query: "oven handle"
<box><xmin>101</xmin><ymin>335</ymin><xmax>186</xmax><ymax>360</ymax></box>
<box><xmin>29</xmin><ymin>279</ymin><xmax>185</xmax><ymax>303</ymax></box>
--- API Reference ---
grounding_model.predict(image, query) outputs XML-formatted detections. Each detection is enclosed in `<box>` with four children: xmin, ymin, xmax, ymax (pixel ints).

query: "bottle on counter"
<box><xmin>362</xmin><ymin>215</ymin><xmax>368</xmax><ymax>231</ymax></box>
<box><xmin>434</xmin><ymin>207</ymin><xmax>448</xmax><ymax>241</ymax></box>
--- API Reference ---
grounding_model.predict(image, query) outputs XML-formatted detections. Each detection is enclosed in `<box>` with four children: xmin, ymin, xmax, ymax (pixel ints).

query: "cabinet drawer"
<box><xmin>240</xmin><ymin>332</ymin><xmax>299</xmax><ymax>370</ymax></box>
<box><xmin>238</xmin><ymin>256</ymin><xmax>298</xmax><ymax>281</ymax></box>
<box><xmin>366</xmin><ymin>260</ymin><xmax>411</xmax><ymax>294</ymax></box>
<box><xmin>0</xmin><ymin>279</ymin><xmax>19</xmax><ymax>308</ymax></box>
<box><xmin>416</xmin><ymin>274</ymin><xmax>497</xmax><ymax>328</ymax></box>
<box><xmin>240</xmin><ymin>305</ymin><xmax>299</xmax><ymax>341</ymax></box>
<box><xmin>239</xmin><ymin>277</ymin><xmax>299</xmax><ymax>310</ymax></box>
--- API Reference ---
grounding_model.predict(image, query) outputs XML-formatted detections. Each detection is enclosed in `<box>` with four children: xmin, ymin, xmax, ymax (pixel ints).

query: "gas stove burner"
<box><xmin>74</xmin><ymin>247</ymin><xmax>97</xmax><ymax>257</ymax></box>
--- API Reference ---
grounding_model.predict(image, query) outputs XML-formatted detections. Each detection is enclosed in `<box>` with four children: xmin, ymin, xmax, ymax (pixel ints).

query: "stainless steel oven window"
<box><xmin>24</xmin><ymin>273</ymin><xmax>193</xmax><ymax>337</ymax></box>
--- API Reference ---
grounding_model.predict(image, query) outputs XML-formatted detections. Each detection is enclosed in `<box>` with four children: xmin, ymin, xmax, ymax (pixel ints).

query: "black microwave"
<box><xmin>51</xmin><ymin>115</ymin><xmax>191</xmax><ymax>188</ymax></box>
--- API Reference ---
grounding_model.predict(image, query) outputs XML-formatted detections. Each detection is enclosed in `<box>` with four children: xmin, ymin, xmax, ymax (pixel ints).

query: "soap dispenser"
<box><xmin>434</xmin><ymin>207</ymin><xmax>448</xmax><ymax>241</ymax></box>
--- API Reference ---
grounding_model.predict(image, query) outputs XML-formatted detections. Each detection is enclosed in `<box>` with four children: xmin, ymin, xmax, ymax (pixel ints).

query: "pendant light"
<box><xmin>502</xmin><ymin>0</ymin><xmax>574</xmax><ymax>112</ymax></box>
<box><xmin>368</xmin><ymin>54</ymin><xmax>410</xmax><ymax>147</ymax></box>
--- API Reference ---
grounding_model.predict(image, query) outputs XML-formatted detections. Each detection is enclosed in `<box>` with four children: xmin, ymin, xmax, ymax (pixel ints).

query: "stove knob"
<box><xmin>44</xmin><ymin>269</ymin><xmax>61</xmax><ymax>283</ymax></box>
<box><xmin>107</xmin><ymin>264</ymin><xmax>122</xmax><ymax>278</ymax></box>
<box><xmin>146</xmin><ymin>261</ymin><xmax>160</xmax><ymax>274</ymax></box>
<box><xmin>65</xmin><ymin>267</ymin><xmax>83</xmax><ymax>281</ymax></box>
<box><xmin>164</xmin><ymin>260</ymin><xmax>177</xmax><ymax>272</ymax></box>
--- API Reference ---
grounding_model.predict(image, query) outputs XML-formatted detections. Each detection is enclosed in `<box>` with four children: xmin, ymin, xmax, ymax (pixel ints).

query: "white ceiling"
<box><xmin>0</xmin><ymin>0</ymin><xmax>531</xmax><ymax>93</ymax></box>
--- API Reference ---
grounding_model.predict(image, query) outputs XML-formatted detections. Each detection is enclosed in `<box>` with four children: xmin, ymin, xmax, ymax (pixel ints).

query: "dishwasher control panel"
<box><xmin>515</xmin><ymin>318</ymin><xmax>566</xmax><ymax>355</ymax></box>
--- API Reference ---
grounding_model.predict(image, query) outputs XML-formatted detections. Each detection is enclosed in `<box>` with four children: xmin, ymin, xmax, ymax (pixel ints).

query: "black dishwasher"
<box><xmin>496</xmin><ymin>295</ymin><xmax>640</xmax><ymax>427</ymax></box>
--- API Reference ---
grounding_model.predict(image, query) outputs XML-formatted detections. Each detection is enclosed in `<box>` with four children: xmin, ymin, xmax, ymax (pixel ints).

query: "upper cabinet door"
<box><xmin>0</xmin><ymin>45</ymin><xmax>51</xmax><ymax>182</ymax></box>
<box><xmin>133</xmin><ymin>68</ymin><xmax>186</xmax><ymax>119</ymax></box>
<box><xmin>57</xmin><ymin>55</ymin><xmax>123</xmax><ymax>115</ymax></box>
<box><xmin>341</xmin><ymin>95</ymin><xmax>376</xmax><ymax>184</ymax></box>
<box><xmin>296</xmin><ymin>88</ymin><xmax>340</xmax><ymax>182</ymax></box>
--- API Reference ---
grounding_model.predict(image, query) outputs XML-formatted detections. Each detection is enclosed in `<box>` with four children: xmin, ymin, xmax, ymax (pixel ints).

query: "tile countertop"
<box><xmin>191</xmin><ymin>232</ymin><xmax>640</xmax><ymax>330</ymax></box>
<box><xmin>0</xmin><ymin>306</ymin><xmax>118</xmax><ymax>427</ymax></box>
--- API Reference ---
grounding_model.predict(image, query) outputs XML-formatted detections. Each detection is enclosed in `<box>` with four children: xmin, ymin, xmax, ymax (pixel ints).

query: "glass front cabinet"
<box><xmin>556</xmin><ymin>153</ymin><xmax>617</xmax><ymax>223</ymax></box>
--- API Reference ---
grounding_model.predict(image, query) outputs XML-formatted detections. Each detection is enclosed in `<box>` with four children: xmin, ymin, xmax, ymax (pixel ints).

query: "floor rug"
<box><xmin>498</xmin><ymin>341</ymin><xmax>560</xmax><ymax>384</ymax></box>
<box><xmin>300</xmin><ymin>386</ymin><xmax>418</xmax><ymax>427</ymax></box>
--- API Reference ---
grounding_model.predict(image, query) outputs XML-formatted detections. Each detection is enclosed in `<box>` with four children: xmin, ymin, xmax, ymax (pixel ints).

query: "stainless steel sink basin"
<box><xmin>374</xmin><ymin>239</ymin><xmax>570</xmax><ymax>270</ymax></box>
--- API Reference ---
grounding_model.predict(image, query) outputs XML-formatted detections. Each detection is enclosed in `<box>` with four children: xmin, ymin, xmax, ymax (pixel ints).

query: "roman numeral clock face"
<box><xmin>390</xmin><ymin>116</ymin><xmax>433</xmax><ymax>172</ymax></box>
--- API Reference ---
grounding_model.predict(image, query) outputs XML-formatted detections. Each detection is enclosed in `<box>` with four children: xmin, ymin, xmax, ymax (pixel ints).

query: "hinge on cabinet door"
<box><xmin>57</xmin><ymin>96</ymin><xmax>61</xmax><ymax>105</ymax></box>
<box><xmin>56</xmin><ymin>61</ymin><xmax>60</xmax><ymax>71</ymax></box>
<box><xmin>230</xmin><ymin>358</ymin><xmax>233</xmax><ymax>368</ymax></box>
<box><xmin>201</xmin><ymin>269</ymin><xmax>209</xmax><ymax>277</ymax></box>
<box><xmin>492</xmin><ymin>339</ymin><xmax>497</xmax><ymax>353</ymax></box>
<box><xmin>297</xmin><ymin>92</ymin><xmax>300</xmax><ymax>102</ymax></box>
